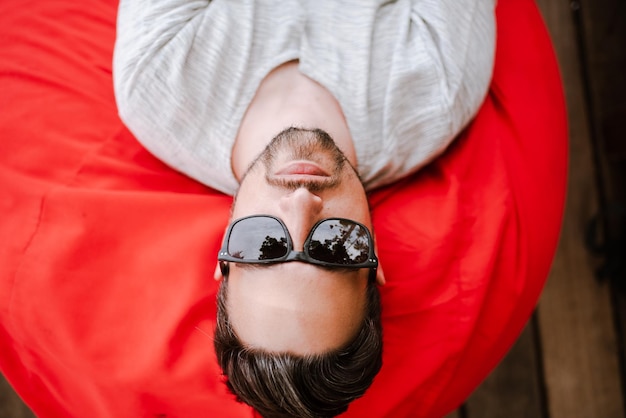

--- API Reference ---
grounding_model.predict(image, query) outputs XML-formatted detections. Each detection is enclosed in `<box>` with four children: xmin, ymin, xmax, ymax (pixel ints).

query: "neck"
<box><xmin>232</xmin><ymin>61</ymin><xmax>356</xmax><ymax>181</ymax></box>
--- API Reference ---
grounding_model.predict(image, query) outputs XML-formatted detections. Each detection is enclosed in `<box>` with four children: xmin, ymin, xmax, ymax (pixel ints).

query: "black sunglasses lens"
<box><xmin>228</xmin><ymin>217</ymin><xmax>289</xmax><ymax>261</ymax></box>
<box><xmin>308</xmin><ymin>219</ymin><xmax>370</xmax><ymax>265</ymax></box>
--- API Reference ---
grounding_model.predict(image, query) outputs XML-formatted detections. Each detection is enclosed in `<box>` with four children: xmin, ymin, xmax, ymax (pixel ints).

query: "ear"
<box><xmin>214</xmin><ymin>261</ymin><xmax>224</xmax><ymax>281</ymax></box>
<box><xmin>376</xmin><ymin>264</ymin><xmax>386</xmax><ymax>286</ymax></box>
<box><xmin>373</xmin><ymin>233</ymin><xmax>386</xmax><ymax>286</ymax></box>
<box><xmin>214</xmin><ymin>224</ymin><xmax>231</xmax><ymax>281</ymax></box>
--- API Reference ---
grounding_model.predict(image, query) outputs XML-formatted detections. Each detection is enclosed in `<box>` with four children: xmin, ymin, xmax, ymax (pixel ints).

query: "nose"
<box><xmin>278</xmin><ymin>188</ymin><xmax>323</xmax><ymax>250</ymax></box>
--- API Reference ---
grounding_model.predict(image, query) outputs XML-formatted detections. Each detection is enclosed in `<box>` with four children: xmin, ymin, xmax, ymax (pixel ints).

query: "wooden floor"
<box><xmin>1</xmin><ymin>0</ymin><xmax>625</xmax><ymax>417</ymax></box>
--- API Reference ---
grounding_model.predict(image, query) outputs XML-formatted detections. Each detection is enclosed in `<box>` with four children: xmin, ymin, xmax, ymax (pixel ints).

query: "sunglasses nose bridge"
<box><xmin>285</xmin><ymin>251</ymin><xmax>308</xmax><ymax>263</ymax></box>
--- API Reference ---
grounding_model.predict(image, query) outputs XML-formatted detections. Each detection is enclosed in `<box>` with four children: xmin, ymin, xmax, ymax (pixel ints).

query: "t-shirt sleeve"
<box><xmin>300</xmin><ymin>0</ymin><xmax>497</xmax><ymax>189</ymax></box>
<box><xmin>113</xmin><ymin>0</ymin><xmax>303</xmax><ymax>195</ymax></box>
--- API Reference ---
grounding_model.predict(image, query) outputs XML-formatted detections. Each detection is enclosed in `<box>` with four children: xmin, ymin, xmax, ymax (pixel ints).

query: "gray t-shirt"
<box><xmin>113</xmin><ymin>0</ymin><xmax>496</xmax><ymax>195</ymax></box>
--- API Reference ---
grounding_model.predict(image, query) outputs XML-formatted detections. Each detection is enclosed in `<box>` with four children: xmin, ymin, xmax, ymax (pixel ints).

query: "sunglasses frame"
<box><xmin>218</xmin><ymin>215</ymin><xmax>378</xmax><ymax>282</ymax></box>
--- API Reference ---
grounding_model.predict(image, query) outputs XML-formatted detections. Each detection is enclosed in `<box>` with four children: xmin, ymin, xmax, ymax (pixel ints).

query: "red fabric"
<box><xmin>0</xmin><ymin>0</ymin><xmax>567</xmax><ymax>417</ymax></box>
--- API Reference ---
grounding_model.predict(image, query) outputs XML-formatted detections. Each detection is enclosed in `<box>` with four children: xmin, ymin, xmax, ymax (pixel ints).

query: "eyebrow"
<box><xmin>234</xmin><ymin>263</ymin><xmax>269</xmax><ymax>271</ymax></box>
<box><xmin>234</xmin><ymin>262</ymin><xmax>355</xmax><ymax>274</ymax></box>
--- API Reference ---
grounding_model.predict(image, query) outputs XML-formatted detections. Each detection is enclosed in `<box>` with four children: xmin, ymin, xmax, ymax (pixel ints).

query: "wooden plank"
<box><xmin>463</xmin><ymin>318</ymin><xmax>545</xmax><ymax>418</ymax></box>
<box><xmin>576</xmin><ymin>0</ymin><xmax>626</xmax><ymax>268</ymax></box>
<box><xmin>466</xmin><ymin>321</ymin><xmax>544</xmax><ymax>416</ymax></box>
<box><xmin>577</xmin><ymin>0</ymin><xmax>626</xmax><ymax>408</ymax></box>
<box><xmin>577</xmin><ymin>0</ymin><xmax>626</xmax><ymax>161</ymax></box>
<box><xmin>533</xmin><ymin>0</ymin><xmax>624</xmax><ymax>417</ymax></box>
<box><xmin>0</xmin><ymin>375</ymin><xmax>35</xmax><ymax>418</ymax></box>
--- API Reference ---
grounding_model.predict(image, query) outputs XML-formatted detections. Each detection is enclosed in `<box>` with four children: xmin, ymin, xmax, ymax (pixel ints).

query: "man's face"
<box><xmin>216</xmin><ymin>128</ymin><xmax>378</xmax><ymax>355</ymax></box>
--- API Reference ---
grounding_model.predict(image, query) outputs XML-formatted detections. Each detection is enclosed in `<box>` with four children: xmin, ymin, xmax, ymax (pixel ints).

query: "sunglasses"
<box><xmin>218</xmin><ymin>215</ymin><xmax>378</xmax><ymax>282</ymax></box>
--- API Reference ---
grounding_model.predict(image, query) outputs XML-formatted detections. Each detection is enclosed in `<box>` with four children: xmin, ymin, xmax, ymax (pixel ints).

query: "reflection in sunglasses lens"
<box><xmin>228</xmin><ymin>217</ymin><xmax>288</xmax><ymax>260</ymax></box>
<box><xmin>308</xmin><ymin>220</ymin><xmax>369</xmax><ymax>264</ymax></box>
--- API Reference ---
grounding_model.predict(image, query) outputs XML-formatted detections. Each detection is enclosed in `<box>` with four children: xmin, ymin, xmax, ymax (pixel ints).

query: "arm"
<box><xmin>300</xmin><ymin>0</ymin><xmax>497</xmax><ymax>188</ymax></box>
<box><xmin>113</xmin><ymin>0</ymin><xmax>303</xmax><ymax>194</ymax></box>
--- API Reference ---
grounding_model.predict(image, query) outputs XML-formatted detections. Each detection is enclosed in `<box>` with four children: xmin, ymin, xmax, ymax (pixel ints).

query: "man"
<box><xmin>113</xmin><ymin>1</ymin><xmax>496</xmax><ymax>417</ymax></box>
<box><xmin>213</xmin><ymin>123</ymin><xmax>384</xmax><ymax>418</ymax></box>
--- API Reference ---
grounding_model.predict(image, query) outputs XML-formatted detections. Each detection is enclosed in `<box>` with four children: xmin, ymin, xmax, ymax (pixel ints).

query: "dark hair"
<box><xmin>214</xmin><ymin>276</ymin><xmax>383</xmax><ymax>418</ymax></box>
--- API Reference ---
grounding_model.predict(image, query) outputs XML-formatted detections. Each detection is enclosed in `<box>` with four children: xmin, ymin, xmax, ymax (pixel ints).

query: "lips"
<box><xmin>274</xmin><ymin>161</ymin><xmax>330</xmax><ymax>177</ymax></box>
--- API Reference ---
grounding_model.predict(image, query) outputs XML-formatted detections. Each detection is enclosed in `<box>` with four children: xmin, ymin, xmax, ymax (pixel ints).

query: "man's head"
<box><xmin>213</xmin><ymin>127</ymin><xmax>383</xmax><ymax>417</ymax></box>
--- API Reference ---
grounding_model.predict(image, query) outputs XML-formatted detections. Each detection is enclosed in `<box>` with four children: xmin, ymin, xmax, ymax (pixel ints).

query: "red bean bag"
<box><xmin>0</xmin><ymin>0</ymin><xmax>567</xmax><ymax>417</ymax></box>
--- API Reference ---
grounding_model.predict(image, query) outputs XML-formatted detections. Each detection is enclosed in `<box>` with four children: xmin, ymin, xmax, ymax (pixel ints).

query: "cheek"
<box><xmin>231</xmin><ymin>182</ymin><xmax>274</xmax><ymax>216</ymax></box>
<box><xmin>330</xmin><ymin>179</ymin><xmax>370</xmax><ymax>214</ymax></box>
<box><xmin>322</xmin><ymin>196</ymin><xmax>370</xmax><ymax>222</ymax></box>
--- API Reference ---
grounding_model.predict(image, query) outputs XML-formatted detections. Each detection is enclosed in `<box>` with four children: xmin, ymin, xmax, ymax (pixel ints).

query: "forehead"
<box><xmin>224</xmin><ymin>262</ymin><xmax>367</xmax><ymax>354</ymax></box>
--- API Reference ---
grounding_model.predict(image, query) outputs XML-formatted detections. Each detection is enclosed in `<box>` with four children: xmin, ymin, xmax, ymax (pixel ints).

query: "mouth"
<box><xmin>274</xmin><ymin>161</ymin><xmax>330</xmax><ymax>177</ymax></box>
<box><xmin>267</xmin><ymin>160</ymin><xmax>341</xmax><ymax>192</ymax></box>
